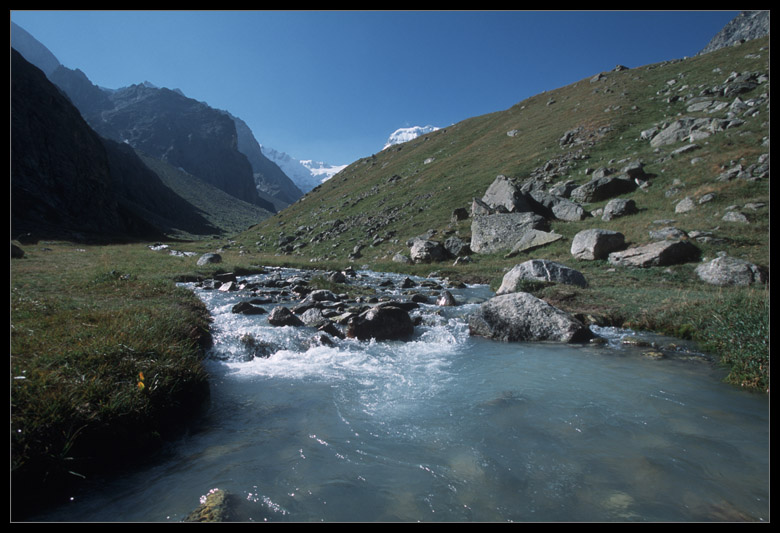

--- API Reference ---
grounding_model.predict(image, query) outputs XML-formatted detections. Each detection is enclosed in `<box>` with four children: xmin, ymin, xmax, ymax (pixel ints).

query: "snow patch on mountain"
<box><xmin>260</xmin><ymin>145</ymin><xmax>347</xmax><ymax>193</ymax></box>
<box><xmin>383</xmin><ymin>125</ymin><xmax>440</xmax><ymax>150</ymax></box>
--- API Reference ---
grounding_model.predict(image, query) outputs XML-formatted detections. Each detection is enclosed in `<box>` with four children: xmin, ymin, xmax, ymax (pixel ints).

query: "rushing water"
<box><xmin>30</xmin><ymin>268</ymin><xmax>769</xmax><ymax>522</ymax></box>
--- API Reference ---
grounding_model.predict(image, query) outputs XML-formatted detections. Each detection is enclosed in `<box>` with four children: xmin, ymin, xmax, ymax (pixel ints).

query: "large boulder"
<box><xmin>695</xmin><ymin>255</ymin><xmax>767</xmax><ymax>286</ymax></box>
<box><xmin>601</xmin><ymin>198</ymin><xmax>638</xmax><ymax>221</ymax></box>
<box><xmin>468</xmin><ymin>292</ymin><xmax>593</xmax><ymax>343</ymax></box>
<box><xmin>569</xmin><ymin>175</ymin><xmax>637</xmax><ymax>203</ymax></box>
<box><xmin>571</xmin><ymin>229</ymin><xmax>625</xmax><ymax>260</ymax></box>
<box><xmin>409</xmin><ymin>239</ymin><xmax>450</xmax><ymax>263</ymax></box>
<box><xmin>481</xmin><ymin>175</ymin><xmax>538</xmax><ymax>213</ymax></box>
<box><xmin>470</xmin><ymin>212</ymin><xmax>549</xmax><ymax>254</ymax></box>
<box><xmin>608</xmin><ymin>240</ymin><xmax>700</xmax><ymax>268</ymax></box>
<box><xmin>267</xmin><ymin>306</ymin><xmax>304</xmax><ymax>327</ymax></box>
<box><xmin>197</xmin><ymin>252</ymin><xmax>222</xmax><ymax>266</ymax></box>
<box><xmin>346</xmin><ymin>305</ymin><xmax>414</xmax><ymax>341</ymax></box>
<box><xmin>497</xmin><ymin>260</ymin><xmax>588</xmax><ymax>294</ymax></box>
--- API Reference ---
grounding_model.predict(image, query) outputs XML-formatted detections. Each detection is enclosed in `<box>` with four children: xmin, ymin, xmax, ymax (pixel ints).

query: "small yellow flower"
<box><xmin>137</xmin><ymin>381</ymin><xmax>145</xmax><ymax>391</ymax></box>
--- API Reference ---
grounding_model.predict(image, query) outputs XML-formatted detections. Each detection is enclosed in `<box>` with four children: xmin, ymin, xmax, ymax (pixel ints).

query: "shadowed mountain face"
<box><xmin>11</xmin><ymin>49</ymin><xmax>221</xmax><ymax>242</ymax></box>
<box><xmin>70</xmin><ymin>81</ymin><xmax>275</xmax><ymax>212</ymax></box>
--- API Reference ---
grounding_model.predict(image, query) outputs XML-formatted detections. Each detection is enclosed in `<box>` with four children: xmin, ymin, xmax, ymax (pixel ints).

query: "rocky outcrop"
<box><xmin>11</xmin><ymin>50</ymin><xmax>170</xmax><ymax>242</ymax></box>
<box><xmin>699</xmin><ymin>11</ymin><xmax>769</xmax><ymax>55</ymax></box>
<box><xmin>608</xmin><ymin>240</ymin><xmax>700</xmax><ymax>268</ymax></box>
<box><xmin>497</xmin><ymin>260</ymin><xmax>587</xmax><ymax>294</ymax></box>
<box><xmin>468</xmin><ymin>292</ymin><xmax>593</xmax><ymax>343</ymax></box>
<box><xmin>571</xmin><ymin>229</ymin><xmax>626</xmax><ymax>260</ymax></box>
<box><xmin>695</xmin><ymin>254</ymin><xmax>767</xmax><ymax>286</ymax></box>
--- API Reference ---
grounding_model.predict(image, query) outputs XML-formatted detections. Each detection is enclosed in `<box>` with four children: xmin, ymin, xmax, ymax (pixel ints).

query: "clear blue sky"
<box><xmin>11</xmin><ymin>10</ymin><xmax>741</xmax><ymax>165</ymax></box>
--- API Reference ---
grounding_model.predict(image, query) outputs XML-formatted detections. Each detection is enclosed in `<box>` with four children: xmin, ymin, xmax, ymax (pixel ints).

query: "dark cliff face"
<box><xmin>11</xmin><ymin>49</ymin><xmax>222</xmax><ymax>242</ymax></box>
<box><xmin>11</xmin><ymin>49</ymin><xmax>150</xmax><ymax>241</ymax></box>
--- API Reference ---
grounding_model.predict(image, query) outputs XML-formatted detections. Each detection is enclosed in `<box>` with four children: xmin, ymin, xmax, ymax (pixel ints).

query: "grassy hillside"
<box><xmin>231</xmin><ymin>36</ymin><xmax>769</xmax><ymax>388</ymax></box>
<box><xmin>241</xmin><ymin>38</ymin><xmax>768</xmax><ymax>266</ymax></box>
<box><xmin>138</xmin><ymin>153</ymin><xmax>274</xmax><ymax>239</ymax></box>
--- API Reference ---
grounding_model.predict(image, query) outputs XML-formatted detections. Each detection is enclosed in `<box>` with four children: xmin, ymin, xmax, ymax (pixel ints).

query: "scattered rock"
<box><xmin>11</xmin><ymin>243</ymin><xmax>24</xmax><ymax>258</ymax></box>
<box><xmin>721</xmin><ymin>211</ymin><xmax>750</xmax><ymax>224</ymax></box>
<box><xmin>409</xmin><ymin>239</ymin><xmax>449</xmax><ymax>263</ymax></box>
<box><xmin>183</xmin><ymin>488</ymin><xmax>233</xmax><ymax>522</ymax></box>
<box><xmin>503</xmin><ymin>229</ymin><xmax>563</xmax><ymax>257</ymax></box>
<box><xmin>436</xmin><ymin>290</ymin><xmax>458</xmax><ymax>306</ymax></box>
<box><xmin>648</xmin><ymin>227</ymin><xmax>689</xmax><ymax>241</ymax></box>
<box><xmin>675</xmin><ymin>197</ymin><xmax>696</xmax><ymax>213</ymax></box>
<box><xmin>481</xmin><ymin>175</ymin><xmax>538</xmax><ymax>213</ymax></box>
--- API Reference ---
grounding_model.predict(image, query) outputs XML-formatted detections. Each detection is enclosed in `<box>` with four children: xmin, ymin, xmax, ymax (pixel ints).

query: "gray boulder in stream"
<box><xmin>346</xmin><ymin>305</ymin><xmax>414</xmax><ymax>341</ymax></box>
<box><xmin>468</xmin><ymin>292</ymin><xmax>593</xmax><ymax>343</ymax></box>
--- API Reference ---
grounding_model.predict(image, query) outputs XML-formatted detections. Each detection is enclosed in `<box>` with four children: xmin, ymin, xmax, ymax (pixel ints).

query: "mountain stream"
<box><xmin>31</xmin><ymin>267</ymin><xmax>769</xmax><ymax>522</ymax></box>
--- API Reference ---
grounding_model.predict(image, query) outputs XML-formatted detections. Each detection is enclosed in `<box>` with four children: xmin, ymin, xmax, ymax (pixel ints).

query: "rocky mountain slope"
<box><xmin>699</xmin><ymin>10</ymin><xmax>769</xmax><ymax>54</ymax></box>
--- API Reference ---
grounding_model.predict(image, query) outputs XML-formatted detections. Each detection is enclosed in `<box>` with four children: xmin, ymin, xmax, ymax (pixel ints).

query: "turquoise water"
<box><xmin>30</xmin><ymin>269</ymin><xmax>769</xmax><ymax>522</ymax></box>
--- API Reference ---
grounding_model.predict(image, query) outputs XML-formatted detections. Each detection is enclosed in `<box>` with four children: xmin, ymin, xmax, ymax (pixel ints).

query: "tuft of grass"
<box><xmin>694</xmin><ymin>288</ymin><xmax>769</xmax><ymax>391</ymax></box>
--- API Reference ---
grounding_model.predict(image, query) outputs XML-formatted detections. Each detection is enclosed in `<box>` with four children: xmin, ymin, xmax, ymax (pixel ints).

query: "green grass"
<box><xmin>11</xmin><ymin>243</ymin><xmax>213</xmax><ymax>517</ymax></box>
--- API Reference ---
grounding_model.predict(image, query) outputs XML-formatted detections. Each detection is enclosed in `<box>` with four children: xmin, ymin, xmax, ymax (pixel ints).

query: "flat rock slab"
<box><xmin>608</xmin><ymin>240</ymin><xmax>700</xmax><ymax>268</ymax></box>
<box><xmin>470</xmin><ymin>212</ymin><xmax>549</xmax><ymax>254</ymax></box>
<box><xmin>504</xmin><ymin>230</ymin><xmax>563</xmax><ymax>257</ymax></box>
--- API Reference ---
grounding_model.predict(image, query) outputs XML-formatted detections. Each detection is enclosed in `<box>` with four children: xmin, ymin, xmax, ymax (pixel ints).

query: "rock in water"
<box><xmin>183</xmin><ymin>488</ymin><xmax>233</xmax><ymax>522</ymax></box>
<box><xmin>346</xmin><ymin>305</ymin><xmax>414</xmax><ymax>341</ymax></box>
<box><xmin>267</xmin><ymin>306</ymin><xmax>304</xmax><ymax>327</ymax></box>
<box><xmin>468</xmin><ymin>292</ymin><xmax>592</xmax><ymax>343</ymax></box>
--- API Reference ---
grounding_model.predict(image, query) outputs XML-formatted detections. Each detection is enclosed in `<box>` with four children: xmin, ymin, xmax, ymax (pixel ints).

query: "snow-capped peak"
<box><xmin>260</xmin><ymin>146</ymin><xmax>346</xmax><ymax>193</ymax></box>
<box><xmin>383</xmin><ymin>125</ymin><xmax>440</xmax><ymax>150</ymax></box>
